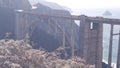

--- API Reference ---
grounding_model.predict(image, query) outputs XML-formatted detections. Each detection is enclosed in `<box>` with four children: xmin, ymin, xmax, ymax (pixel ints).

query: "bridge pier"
<box><xmin>79</xmin><ymin>15</ymin><xmax>103</xmax><ymax>68</ymax></box>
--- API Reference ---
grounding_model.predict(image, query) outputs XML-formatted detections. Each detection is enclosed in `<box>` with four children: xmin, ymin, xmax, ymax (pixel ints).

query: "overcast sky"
<box><xmin>44</xmin><ymin>0</ymin><xmax>120</xmax><ymax>9</ymax></box>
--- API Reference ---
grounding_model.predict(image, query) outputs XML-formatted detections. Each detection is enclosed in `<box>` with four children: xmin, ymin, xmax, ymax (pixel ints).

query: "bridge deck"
<box><xmin>16</xmin><ymin>11</ymin><xmax>120</xmax><ymax>25</ymax></box>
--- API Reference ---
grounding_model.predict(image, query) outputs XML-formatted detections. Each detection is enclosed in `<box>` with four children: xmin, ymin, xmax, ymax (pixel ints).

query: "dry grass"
<box><xmin>0</xmin><ymin>40</ymin><xmax>95</xmax><ymax>68</ymax></box>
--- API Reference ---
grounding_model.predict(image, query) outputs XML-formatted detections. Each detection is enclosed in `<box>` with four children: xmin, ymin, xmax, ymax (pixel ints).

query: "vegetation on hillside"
<box><xmin>0</xmin><ymin>40</ymin><xmax>95</xmax><ymax>68</ymax></box>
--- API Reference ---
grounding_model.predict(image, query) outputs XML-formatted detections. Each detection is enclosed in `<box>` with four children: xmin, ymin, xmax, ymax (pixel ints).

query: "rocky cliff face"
<box><xmin>0</xmin><ymin>0</ymin><xmax>31</xmax><ymax>10</ymax></box>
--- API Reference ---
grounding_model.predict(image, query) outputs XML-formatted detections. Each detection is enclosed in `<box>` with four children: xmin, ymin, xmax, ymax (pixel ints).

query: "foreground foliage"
<box><xmin>0</xmin><ymin>40</ymin><xmax>95</xmax><ymax>68</ymax></box>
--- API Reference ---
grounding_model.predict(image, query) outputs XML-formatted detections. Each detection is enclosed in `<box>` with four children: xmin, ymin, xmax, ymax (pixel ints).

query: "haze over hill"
<box><xmin>29</xmin><ymin>0</ymin><xmax>72</xmax><ymax>12</ymax></box>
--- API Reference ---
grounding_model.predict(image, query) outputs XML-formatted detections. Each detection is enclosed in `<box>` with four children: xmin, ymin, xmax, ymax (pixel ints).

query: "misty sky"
<box><xmin>30</xmin><ymin>0</ymin><xmax>120</xmax><ymax>9</ymax></box>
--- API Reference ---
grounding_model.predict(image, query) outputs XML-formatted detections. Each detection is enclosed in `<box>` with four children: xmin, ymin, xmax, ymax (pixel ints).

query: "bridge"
<box><xmin>16</xmin><ymin>11</ymin><xmax>120</xmax><ymax>68</ymax></box>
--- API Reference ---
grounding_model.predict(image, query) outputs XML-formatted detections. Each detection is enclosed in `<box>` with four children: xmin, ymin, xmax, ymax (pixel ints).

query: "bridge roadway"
<box><xmin>16</xmin><ymin>11</ymin><xmax>120</xmax><ymax>25</ymax></box>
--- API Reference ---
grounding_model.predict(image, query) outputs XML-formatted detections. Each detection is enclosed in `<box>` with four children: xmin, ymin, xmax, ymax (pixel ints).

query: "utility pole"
<box><xmin>108</xmin><ymin>24</ymin><xmax>114</xmax><ymax>68</ymax></box>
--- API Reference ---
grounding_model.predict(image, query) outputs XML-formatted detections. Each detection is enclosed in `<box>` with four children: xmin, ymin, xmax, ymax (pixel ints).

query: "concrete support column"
<box><xmin>79</xmin><ymin>15</ymin><xmax>103</xmax><ymax>68</ymax></box>
<box><xmin>108</xmin><ymin>24</ymin><xmax>114</xmax><ymax>68</ymax></box>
